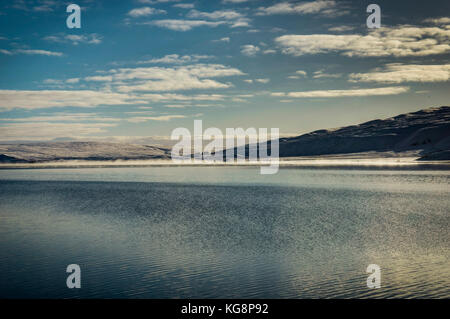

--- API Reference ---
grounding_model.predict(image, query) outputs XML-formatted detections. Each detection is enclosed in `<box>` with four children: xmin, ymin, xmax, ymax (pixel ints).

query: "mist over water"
<box><xmin>0</xmin><ymin>167</ymin><xmax>449</xmax><ymax>298</ymax></box>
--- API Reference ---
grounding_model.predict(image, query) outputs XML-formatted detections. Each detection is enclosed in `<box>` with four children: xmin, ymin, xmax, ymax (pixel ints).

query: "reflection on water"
<box><xmin>0</xmin><ymin>167</ymin><xmax>449</xmax><ymax>298</ymax></box>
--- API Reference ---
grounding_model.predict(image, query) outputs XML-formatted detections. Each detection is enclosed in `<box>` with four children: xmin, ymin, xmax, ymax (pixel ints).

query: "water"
<box><xmin>0</xmin><ymin>167</ymin><xmax>449</xmax><ymax>298</ymax></box>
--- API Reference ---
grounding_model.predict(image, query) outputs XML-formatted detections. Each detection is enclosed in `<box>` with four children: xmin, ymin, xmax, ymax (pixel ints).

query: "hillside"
<box><xmin>0</xmin><ymin>142</ymin><xmax>170</xmax><ymax>163</ymax></box>
<box><xmin>277</xmin><ymin>106</ymin><xmax>450</xmax><ymax>160</ymax></box>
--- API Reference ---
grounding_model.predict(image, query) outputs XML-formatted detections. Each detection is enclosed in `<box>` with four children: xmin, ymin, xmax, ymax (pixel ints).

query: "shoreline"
<box><xmin>1</xmin><ymin>157</ymin><xmax>450</xmax><ymax>170</ymax></box>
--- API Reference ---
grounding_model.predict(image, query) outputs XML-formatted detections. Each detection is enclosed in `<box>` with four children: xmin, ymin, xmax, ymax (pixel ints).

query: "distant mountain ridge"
<box><xmin>277</xmin><ymin>106</ymin><xmax>450</xmax><ymax>160</ymax></box>
<box><xmin>0</xmin><ymin>142</ymin><xmax>170</xmax><ymax>163</ymax></box>
<box><xmin>0</xmin><ymin>106</ymin><xmax>449</xmax><ymax>163</ymax></box>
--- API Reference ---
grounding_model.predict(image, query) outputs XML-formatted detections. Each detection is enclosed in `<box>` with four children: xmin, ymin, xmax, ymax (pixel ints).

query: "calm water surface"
<box><xmin>0</xmin><ymin>167</ymin><xmax>449</xmax><ymax>298</ymax></box>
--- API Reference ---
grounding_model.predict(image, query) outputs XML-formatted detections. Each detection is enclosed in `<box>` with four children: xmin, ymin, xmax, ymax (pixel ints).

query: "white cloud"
<box><xmin>328</xmin><ymin>26</ymin><xmax>355</xmax><ymax>32</ymax></box>
<box><xmin>241</xmin><ymin>44</ymin><xmax>260</xmax><ymax>56</ymax></box>
<box><xmin>230</xmin><ymin>19</ymin><xmax>251</xmax><ymax>28</ymax></box>
<box><xmin>164</xmin><ymin>104</ymin><xmax>189</xmax><ymax>108</ymax></box>
<box><xmin>187</xmin><ymin>9</ymin><xmax>244</xmax><ymax>20</ymax></box>
<box><xmin>138</xmin><ymin>93</ymin><xmax>225</xmax><ymax>102</ymax></box>
<box><xmin>97</xmin><ymin>64</ymin><xmax>244</xmax><ymax>92</ymax></box>
<box><xmin>118</xmin><ymin>77</ymin><xmax>230</xmax><ymax>92</ymax></box>
<box><xmin>42</xmin><ymin>78</ymin><xmax>82</xmax><ymax>89</ymax></box>
<box><xmin>223</xmin><ymin>0</ymin><xmax>249</xmax><ymax>3</ymax></box>
<box><xmin>66</xmin><ymin>78</ymin><xmax>80</xmax><ymax>84</ymax></box>
<box><xmin>31</xmin><ymin>0</ymin><xmax>64</xmax><ymax>12</ymax></box>
<box><xmin>148</xmin><ymin>19</ymin><xmax>225</xmax><ymax>31</ymax></box>
<box><xmin>128</xmin><ymin>7</ymin><xmax>166</xmax><ymax>17</ymax></box>
<box><xmin>17</xmin><ymin>49</ymin><xmax>63</xmax><ymax>56</ymax></box>
<box><xmin>423</xmin><ymin>17</ymin><xmax>450</xmax><ymax>25</ymax></box>
<box><xmin>0</xmin><ymin>113</ymin><xmax>121</xmax><ymax>123</ymax></box>
<box><xmin>1</xmin><ymin>88</ymin><xmax>228</xmax><ymax>111</ymax></box>
<box><xmin>275</xmin><ymin>25</ymin><xmax>450</xmax><ymax>57</ymax></box>
<box><xmin>44</xmin><ymin>34</ymin><xmax>102</xmax><ymax>45</ymax></box>
<box><xmin>10</xmin><ymin>0</ymin><xmax>63</xmax><ymax>12</ymax></box>
<box><xmin>127</xmin><ymin>115</ymin><xmax>186</xmax><ymax>123</ymax></box>
<box><xmin>85</xmin><ymin>75</ymin><xmax>114</xmax><ymax>82</ymax></box>
<box><xmin>138</xmin><ymin>54</ymin><xmax>213</xmax><ymax>64</ymax></box>
<box><xmin>313</xmin><ymin>70</ymin><xmax>342</xmax><ymax>79</ymax></box>
<box><xmin>173</xmin><ymin>3</ymin><xmax>194</xmax><ymax>9</ymax></box>
<box><xmin>212</xmin><ymin>37</ymin><xmax>230</xmax><ymax>43</ymax></box>
<box><xmin>42</xmin><ymin>35</ymin><xmax>59</xmax><ymax>42</ymax></box>
<box><xmin>0</xmin><ymin>63</ymin><xmax>244</xmax><ymax>110</ymax></box>
<box><xmin>0</xmin><ymin>49</ymin><xmax>13</xmax><ymax>55</ymax></box>
<box><xmin>186</xmin><ymin>9</ymin><xmax>250</xmax><ymax>28</ymax></box>
<box><xmin>0</xmin><ymin>122</ymin><xmax>117</xmax><ymax>140</ymax></box>
<box><xmin>148</xmin><ymin>7</ymin><xmax>250</xmax><ymax>30</ymax></box>
<box><xmin>257</xmin><ymin>1</ymin><xmax>344</xmax><ymax>17</ymax></box>
<box><xmin>109</xmin><ymin>64</ymin><xmax>243</xmax><ymax>80</ymax></box>
<box><xmin>66</xmin><ymin>34</ymin><xmax>102</xmax><ymax>45</ymax></box>
<box><xmin>263</xmin><ymin>49</ymin><xmax>276</xmax><ymax>54</ymax></box>
<box><xmin>0</xmin><ymin>90</ymin><xmax>141</xmax><ymax>110</ymax></box>
<box><xmin>349</xmin><ymin>64</ymin><xmax>450</xmax><ymax>83</ymax></box>
<box><xmin>288</xmin><ymin>70</ymin><xmax>307</xmax><ymax>79</ymax></box>
<box><xmin>272</xmin><ymin>86</ymin><xmax>410</xmax><ymax>98</ymax></box>
<box><xmin>255</xmin><ymin>78</ymin><xmax>270</xmax><ymax>83</ymax></box>
<box><xmin>0</xmin><ymin>49</ymin><xmax>63</xmax><ymax>56</ymax></box>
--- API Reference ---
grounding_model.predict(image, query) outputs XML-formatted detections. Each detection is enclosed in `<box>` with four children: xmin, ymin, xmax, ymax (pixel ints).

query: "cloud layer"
<box><xmin>350</xmin><ymin>64</ymin><xmax>450</xmax><ymax>83</ymax></box>
<box><xmin>0</xmin><ymin>90</ymin><xmax>140</xmax><ymax>110</ymax></box>
<box><xmin>272</xmin><ymin>87</ymin><xmax>410</xmax><ymax>98</ymax></box>
<box><xmin>89</xmin><ymin>64</ymin><xmax>245</xmax><ymax>92</ymax></box>
<box><xmin>276</xmin><ymin>25</ymin><xmax>450</xmax><ymax>57</ymax></box>
<box><xmin>257</xmin><ymin>1</ymin><xmax>343</xmax><ymax>17</ymax></box>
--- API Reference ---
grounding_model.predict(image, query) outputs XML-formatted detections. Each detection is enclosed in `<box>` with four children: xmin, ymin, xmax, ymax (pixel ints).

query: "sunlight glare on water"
<box><xmin>0</xmin><ymin>167</ymin><xmax>449</xmax><ymax>298</ymax></box>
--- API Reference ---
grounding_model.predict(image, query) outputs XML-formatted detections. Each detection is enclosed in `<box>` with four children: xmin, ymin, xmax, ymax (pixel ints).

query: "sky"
<box><xmin>0</xmin><ymin>0</ymin><xmax>449</xmax><ymax>144</ymax></box>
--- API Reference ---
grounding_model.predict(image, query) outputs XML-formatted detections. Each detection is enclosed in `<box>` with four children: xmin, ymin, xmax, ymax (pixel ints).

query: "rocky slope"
<box><xmin>277</xmin><ymin>106</ymin><xmax>450</xmax><ymax>160</ymax></box>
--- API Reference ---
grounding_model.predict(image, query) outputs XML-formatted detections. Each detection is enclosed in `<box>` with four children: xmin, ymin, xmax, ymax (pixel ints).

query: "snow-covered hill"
<box><xmin>278</xmin><ymin>106</ymin><xmax>450</xmax><ymax>160</ymax></box>
<box><xmin>0</xmin><ymin>142</ymin><xmax>170</xmax><ymax>163</ymax></box>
